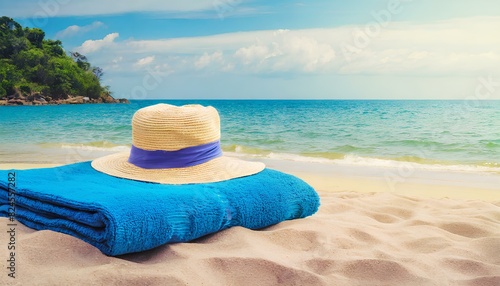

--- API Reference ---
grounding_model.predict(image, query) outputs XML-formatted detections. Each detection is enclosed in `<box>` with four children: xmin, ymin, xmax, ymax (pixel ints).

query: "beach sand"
<box><xmin>1</xmin><ymin>160</ymin><xmax>499</xmax><ymax>285</ymax></box>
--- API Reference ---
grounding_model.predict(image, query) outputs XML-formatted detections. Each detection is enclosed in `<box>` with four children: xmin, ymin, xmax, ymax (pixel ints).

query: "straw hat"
<box><xmin>91</xmin><ymin>103</ymin><xmax>265</xmax><ymax>184</ymax></box>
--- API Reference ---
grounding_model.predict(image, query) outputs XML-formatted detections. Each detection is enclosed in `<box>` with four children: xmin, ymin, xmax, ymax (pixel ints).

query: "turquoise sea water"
<box><xmin>0</xmin><ymin>100</ymin><xmax>499</xmax><ymax>173</ymax></box>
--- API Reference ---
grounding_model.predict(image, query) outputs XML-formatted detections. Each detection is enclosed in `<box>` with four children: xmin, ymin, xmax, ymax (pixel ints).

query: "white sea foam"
<box><xmin>60</xmin><ymin>144</ymin><xmax>130</xmax><ymax>152</ymax></box>
<box><xmin>30</xmin><ymin>142</ymin><xmax>500</xmax><ymax>175</ymax></box>
<box><xmin>337</xmin><ymin>154</ymin><xmax>500</xmax><ymax>173</ymax></box>
<box><xmin>225</xmin><ymin>150</ymin><xmax>500</xmax><ymax>174</ymax></box>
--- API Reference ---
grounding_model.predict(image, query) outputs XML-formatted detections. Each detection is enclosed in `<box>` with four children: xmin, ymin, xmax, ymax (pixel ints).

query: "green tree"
<box><xmin>92</xmin><ymin>66</ymin><xmax>104</xmax><ymax>80</ymax></box>
<box><xmin>25</xmin><ymin>27</ymin><xmax>44</xmax><ymax>48</ymax></box>
<box><xmin>14</xmin><ymin>49</ymin><xmax>46</xmax><ymax>69</ymax></box>
<box><xmin>71</xmin><ymin>52</ymin><xmax>90</xmax><ymax>71</ymax></box>
<box><xmin>1</xmin><ymin>80</ymin><xmax>14</xmax><ymax>96</ymax></box>
<box><xmin>0</xmin><ymin>17</ymin><xmax>110</xmax><ymax>101</ymax></box>
<box><xmin>43</xmin><ymin>39</ymin><xmax>64</xmax><ymax>57</ymax></box>
<box><xmin>0</xmin><ymin>17</ymin><xmax>27</xmax><ymax>58</ymax></box>
<box><xmin>0</xmin><ymin>86</ymin><xmax>6</xmax><ymax>98</ymax></box>
<box><xmin>46</xmin><ymin>57</ymin><xmax>76</xmax><ymax>98</ymax></box>
<box><xmin>2</xmin><ymin>62</ymin><xmax>22</xmax><ymax>82</ymax></box>
<box><xmin>19</xmin><ymin>84</ymin><xmax>31</xmax><ymax>95</ymax></box>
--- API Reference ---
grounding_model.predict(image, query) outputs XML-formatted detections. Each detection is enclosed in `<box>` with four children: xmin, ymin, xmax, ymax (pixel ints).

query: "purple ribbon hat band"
<box><xmin>128</xmin><ymin>140</ymin><xmax>223</xmax><ymax>169</ymax></box>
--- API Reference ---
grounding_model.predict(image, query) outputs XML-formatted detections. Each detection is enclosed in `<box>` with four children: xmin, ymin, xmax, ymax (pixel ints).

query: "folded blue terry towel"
<box><xmin>0</xmin><ymin>162</ymin><xmax>319</xmax><ymax>256</ymax></box>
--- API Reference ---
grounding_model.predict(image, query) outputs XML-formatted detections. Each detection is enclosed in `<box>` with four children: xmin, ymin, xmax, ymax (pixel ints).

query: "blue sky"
<box><xmin>2</xmin><ymin>0</ymin><xmax>500</xmax><ymax>99</ymax></box>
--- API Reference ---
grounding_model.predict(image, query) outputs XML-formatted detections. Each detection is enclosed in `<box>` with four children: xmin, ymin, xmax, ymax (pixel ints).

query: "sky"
<box><xmin>2</xmin><ymin>0</ymin><xmax>500</xmax><ymax>100</ymax></box>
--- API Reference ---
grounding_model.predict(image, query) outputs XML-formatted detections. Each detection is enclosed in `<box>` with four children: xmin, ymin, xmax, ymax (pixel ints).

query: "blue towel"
<box><xmin>0</xmin><ymin>162</ymin><xmax>319</xmax><ymax>256</ymax></box>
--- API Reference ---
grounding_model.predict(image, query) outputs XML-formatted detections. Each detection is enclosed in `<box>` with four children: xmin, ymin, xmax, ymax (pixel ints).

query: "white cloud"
<box><xmin>75</xmin><ymin>33</ymin><xmax>119</xmax><ymax>54</ymax></box>
<box><xmin>234</xmin><ymin>30</ymin><xmax>336</xmax><ymax>73</ymax></box>
<box><xmin>112</xmin><ymin>56</ymin><xmax>123</xmax><ymax>64</ymax></box>
<box><xmin>134</xmin><ymin>56</ymin><xmax>155</xmax><ymax>67</ymax></box>
<box><xmin>55</xmin><ymin>21</ymin><xmax>104</xmax><ymax>38</ymax></box>
<box><xmin>336</xmin><ymin>18</ymin><xmax>500</xmax><ymax>75</ymax></box>
<box><xmin>79</xmin><ymin>17</ymin><xmax>500</xmax><ymax>78</ymax></box>
<box><xmin>109</xmin><ymin>56</ymin><xmax>123</xmax><ymax>69</ymax></box>
<box><xmin>195</xmin><ymin>52</ymin><xmax>223</xmax><ymax>69</ymax></box>
<box><xmin>4</xmin><ymin>0</ymin><xmax>244</xmax><ymax>18</ymax></box>
<box><xmin>125</xmin><ymin>29</ymin><xmax>337</xmax><ymax>74</ymax></box>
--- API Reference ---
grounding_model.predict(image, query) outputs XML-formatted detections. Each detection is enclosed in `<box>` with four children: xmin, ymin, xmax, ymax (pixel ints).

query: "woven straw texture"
<box><xmin>132</xmin><ymin>104</ymin><xmax>220</xmax><ymax>151</ymax></box>
<box><xmin>91</xmin><ymin>104</ymin><xmax>265</xmax><ymax>184</ymax></box>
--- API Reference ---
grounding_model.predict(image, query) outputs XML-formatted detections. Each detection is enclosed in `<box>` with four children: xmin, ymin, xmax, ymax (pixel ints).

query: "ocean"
<box><xmin>1</xmin><ymin>100</ymin><xmax>499</xmax><ymax>174</ymax></box>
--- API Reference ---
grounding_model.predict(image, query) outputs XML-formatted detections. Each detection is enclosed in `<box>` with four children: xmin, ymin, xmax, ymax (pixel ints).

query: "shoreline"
<box><xmin>2</xmin><ymin>157</ymin><xmax>498</xmax><ymax>202</ymax></box>
<box><xmin>0</xmin><ymin>99</ymin><xmax>130</xmax><ymax>106</ymax></box>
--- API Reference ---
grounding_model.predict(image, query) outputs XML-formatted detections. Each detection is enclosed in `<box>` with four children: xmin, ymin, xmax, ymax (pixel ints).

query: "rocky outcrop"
<box><xmin>0</xmin><ymin>94</ymin><xmax>129</xmax><ymax>106</ymax></box>
<box><xmin>7</xmin><ymin>99</ymin><xmax>25</xmax><ymax>105</ymax></box>
<box><xmin>63</xmin><ymin>96</ymin><xmax>84</xmax><ymax>104</ymax></box>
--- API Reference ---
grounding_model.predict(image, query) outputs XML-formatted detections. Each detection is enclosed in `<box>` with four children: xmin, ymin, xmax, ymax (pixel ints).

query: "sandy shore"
<box><xmin>1</xmin><ymin>160</ymin><xmax>499</xmax><ymax>285</ymax></box>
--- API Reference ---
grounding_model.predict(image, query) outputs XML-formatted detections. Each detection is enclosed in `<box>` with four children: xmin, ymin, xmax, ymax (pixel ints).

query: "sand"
<box><xmin>1</xmin><ymin>161</ymin><xmax>499</xmax><ymax>285</ymax></box>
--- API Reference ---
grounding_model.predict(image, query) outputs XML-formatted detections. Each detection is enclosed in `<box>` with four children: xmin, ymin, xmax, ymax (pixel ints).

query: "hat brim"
<box><xmin>91</xmin><ymin>152</ymin><xmax>265</xmax><ymax>184</ymax></box>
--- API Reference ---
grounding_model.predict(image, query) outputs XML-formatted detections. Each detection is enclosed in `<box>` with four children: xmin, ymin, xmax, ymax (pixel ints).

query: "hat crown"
<box><xmin>132</xmin><ymin>104</ymin><xmax>220</xmax><ymax>151</ymax></box>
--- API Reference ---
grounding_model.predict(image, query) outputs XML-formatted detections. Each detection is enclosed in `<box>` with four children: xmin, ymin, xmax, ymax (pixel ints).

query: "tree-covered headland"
<box><xmin>0</xmin><ymin>16</ymin><xmax>127</xmax><ymax>105</ymax></box>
